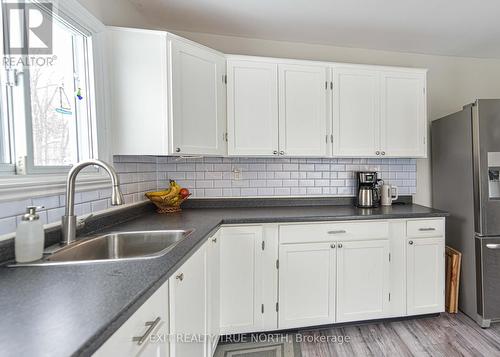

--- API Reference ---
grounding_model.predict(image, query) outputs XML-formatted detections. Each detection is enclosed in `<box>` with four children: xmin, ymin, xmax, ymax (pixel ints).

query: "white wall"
<box><xmin>76</xmin><ymin>0</ymin><xmax>149</xmax><ymax>28</ymax></box>
<box><xmin>77</xmin><ymin>0</ymin><xmax>500</xmax><ymax>206</ymax></box>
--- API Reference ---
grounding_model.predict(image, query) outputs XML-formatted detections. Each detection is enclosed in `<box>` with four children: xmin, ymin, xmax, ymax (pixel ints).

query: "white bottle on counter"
<box><xmin>15</xmin><ymin>206</ymin><xmax>45</xmax><ymax>263</ymax></box>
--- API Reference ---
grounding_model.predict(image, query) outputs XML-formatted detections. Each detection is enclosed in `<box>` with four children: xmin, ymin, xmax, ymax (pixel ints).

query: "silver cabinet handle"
<box><xmin>132</xmin><ymin>317</ymin><xmax>161</xmax><ymax>345</ymax></box>
<box><xmin>175</xmin><ymin>273</ymin><xmax>184</xmax><ymax>281</ymax></box>
<box><xmin>375</xmin><ymin>151</ymin><xmax>380</xmax><ymax>155</ymax></box>
<box><xmin>273</xmin><ymin>150</ymin><xmax>278</xmax><ymax>155</ymax></box>
<box><xmin>279</xmin><ymin>151</ymin><xmax>285</xmax><ymax>155</ymax></box>
<box><xmin>486</xmin><ymin>244</ymin><xmax>500</xmax><ymax>249</ymax></box>
<box><xmin>328</xmin><ymin>230</ymin><xmax>346</xmax><ymax>234</ymax></box>
<box><xmin>338</xmin><ymin>243</ymin><xmax>343</xmax><ymax>248</ymax></box>
<box><xmin>418</xmin><ymin>227</ymin><xmax>436</xmax><ymax>231</ymax></box>
<box><xmin>409</xmin><ymin>240</ymin><xmax>414</xmax><ymax>245</ymax></box>
<box><xmin>330</xmin><ymin>243</ymin><xmax>336</xmax><ymax>249</ymax></box>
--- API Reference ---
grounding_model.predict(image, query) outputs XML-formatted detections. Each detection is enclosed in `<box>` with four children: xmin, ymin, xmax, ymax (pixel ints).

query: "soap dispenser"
<box><xmin>15</xmin><ymin>206</ymin><xmax>45</xmax><ymax>263</ymax></box>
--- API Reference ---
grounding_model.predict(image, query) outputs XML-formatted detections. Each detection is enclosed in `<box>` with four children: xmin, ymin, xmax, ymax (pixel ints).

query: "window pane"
<box><xmin>29</xmin><ymin>19</ymin><xmax>90</xmax><ymax>166</ymax></box>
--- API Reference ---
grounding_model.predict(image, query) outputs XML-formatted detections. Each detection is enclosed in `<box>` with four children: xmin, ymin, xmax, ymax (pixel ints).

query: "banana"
<box><xmin>160</xmin><ymin>180</ymin><xmax>181</xmax><ymax>200</ymax></box>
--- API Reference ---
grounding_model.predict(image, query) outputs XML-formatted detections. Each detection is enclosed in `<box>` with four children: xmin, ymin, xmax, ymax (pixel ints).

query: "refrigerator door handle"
<box><xmin>486</xmin><ymin>243</ymin><xmax>500</xmax><ymax>249</ymax></box>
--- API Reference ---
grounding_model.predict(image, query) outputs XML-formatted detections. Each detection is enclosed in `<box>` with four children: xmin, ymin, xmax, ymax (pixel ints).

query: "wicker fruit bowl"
<box><xmin>145</xmin><ymin>180</ymin><xmax>191</xmax><ymax>214</ymax></box>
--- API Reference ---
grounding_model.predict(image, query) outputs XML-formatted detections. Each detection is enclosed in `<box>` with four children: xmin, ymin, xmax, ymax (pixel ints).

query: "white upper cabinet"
<box><xmin>169</xmin><ymin>37</ymin><xmax>227</xmax><ymax>156</ymax></box>
<box><xmin>278</xmin><ymin>64</ymin><xmax>330</xmax><ymax>157</ymax></box>
<box><xmin>333</xmin><ymin>67</ymin><xmax>380</xmax><ymax>157</ymax></box>
<box><xmin>227</xmin><ymin>60</ymin><xmax>279</xmax><ymax>156</ymax></box>
<box><xmin>107</xmin><ymin>27</ymin><xmax>169</xmax><ymax>156</ymax></box>
<box><xmin>380</xmin><ymin>71</ymin><xmax>427</xmax><ymax>157</ymax></box>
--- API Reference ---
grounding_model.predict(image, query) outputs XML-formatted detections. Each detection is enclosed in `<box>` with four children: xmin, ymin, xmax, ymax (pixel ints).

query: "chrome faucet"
<box><xmin>61</xmin><ymin>159</ymin><xmax>124</xmax><ymax>245</ymax></box>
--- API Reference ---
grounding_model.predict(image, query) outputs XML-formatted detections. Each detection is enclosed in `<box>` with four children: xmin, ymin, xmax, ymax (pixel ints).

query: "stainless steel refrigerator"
<box><xmin>432</xmin><ymin>99</ymin><xmax>500</xmax><ymax>327</ymax></box>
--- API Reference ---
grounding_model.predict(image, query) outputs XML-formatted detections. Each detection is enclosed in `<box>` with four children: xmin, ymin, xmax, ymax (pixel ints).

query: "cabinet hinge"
<box><xmin>276</xmin><ymin>302</ymin><xmax>279</xmax><ymax>312</ymax></box>
<box><xmin>276</xmin><ymin>259</ymin><xmax>279</xmax><ymax>269</ymax></box>
<box><xmin>262</xmin><ymin>240</ymin><xmax>265</xmax><ymax>250</ymax></box>
<box><xmin>261</xmin><ymin>304</ymin><xmax>264</xmax><ymax>314</ymax></box>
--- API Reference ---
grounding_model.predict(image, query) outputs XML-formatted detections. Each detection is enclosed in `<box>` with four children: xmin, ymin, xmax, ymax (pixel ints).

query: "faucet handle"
<box><xmin>76</xmin><ymin>214</ymin><xmax>94</xmax><ymax>229</ymax></box>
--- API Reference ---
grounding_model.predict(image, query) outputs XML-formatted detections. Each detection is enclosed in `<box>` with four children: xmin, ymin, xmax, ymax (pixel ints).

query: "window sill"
<box><xmin>0</xmin><ymin>173</ymin><xmax>112</xmax><ymax>203</ymax></box>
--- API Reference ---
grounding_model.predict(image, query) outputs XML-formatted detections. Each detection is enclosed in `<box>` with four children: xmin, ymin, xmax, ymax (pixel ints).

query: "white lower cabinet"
<box><xmin>406</xmin><ymin>236</ymin><xmax>445</xmax><ymax>315</ymax></box>
<box><xmin>336</xmin><ymin>239</ymin><xmax>390</xmax><ymax>322</ymax></box>
<box><xmin>97</xmin><ymin>218</ymin><xmax>445</xmax><ymax>356</ymax></box>
<box><xmin>169</xmin><ymin>244</ymin><xmax>207</xmax><ymax>357</ymax></box>
<box><xmin>93</xmin><ymin>282</ymin><xmax>169</xmax><ymax>357</ymax></box>
<box><xmin>278</xmin><ymin>243</ymin><xmax>336</xmax><ymax>329</ymax></box>
<box><xmin>169</xmin><ymin>233</ymin><xmax>220</xmax><ymax>357</ymax></box>
<box><xmin>219</xmin><ymin>225</ymin><xmax>278</xmax><ymax>334</ymax></box>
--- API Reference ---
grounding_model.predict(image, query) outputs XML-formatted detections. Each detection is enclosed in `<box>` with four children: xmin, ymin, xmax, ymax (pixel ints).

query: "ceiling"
<box><xmin>128</xmin><ymin>0</ymin><xmax>500</xmax><ymax>59</ymax></box>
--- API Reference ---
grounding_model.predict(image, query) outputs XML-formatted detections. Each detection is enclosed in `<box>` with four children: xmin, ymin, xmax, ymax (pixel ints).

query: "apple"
<box><xmin>179</xmin><ymin>188</ymin><xmax>190</xmax><ymax>199</ymax></box>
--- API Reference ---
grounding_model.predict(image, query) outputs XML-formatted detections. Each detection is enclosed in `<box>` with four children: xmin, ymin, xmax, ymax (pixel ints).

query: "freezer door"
<box><xmin>476</xmin><ymin>236</ymin><xmax>500</xmax><ymax>320</ymax></box>
<box><xmin>473</xmin><ymin>99</ymin><xmax>500</xmax><ymax>236</ymax></box>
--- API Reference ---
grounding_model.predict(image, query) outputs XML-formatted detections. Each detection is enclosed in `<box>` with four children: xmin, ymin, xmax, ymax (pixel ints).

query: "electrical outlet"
<box><xmin>232</xmin><ymin>168</ymin><xmax>242</xmax><ymax>180</ymax></box>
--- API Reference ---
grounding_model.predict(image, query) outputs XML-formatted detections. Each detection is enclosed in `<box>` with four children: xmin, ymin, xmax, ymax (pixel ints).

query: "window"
<box><xmin>1</xmin><ymin>1</ymin><xmax>97</xmax><ymax>175</ymax></box>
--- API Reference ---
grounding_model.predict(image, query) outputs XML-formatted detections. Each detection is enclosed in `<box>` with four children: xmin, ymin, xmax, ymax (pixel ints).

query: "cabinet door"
<box><xmin>107</xmin><ymin>28</ymin><xmax>169</xmax><ymax>156</ymax></box>
<box><xmin>278</xmin><ymin>243</ymin><xmax>336</xmax><ymax>329</ymax></box>
<box><xmin>278</xmin><ymin>64</ymin><xmax>329</xmax><ymax>157</ymax></box>
<box><xmin>219</xmin><ymin>226</ymin><xmax>263</xmax><ymax>334</ymax></box>
<box><xmin>170</xmin><ymin>38</ymin><xmax>226</xmax><ymax>156</ymax></box>
<box><xmin>169</xmin><ymin>246</ymin><xmax>206</xmax><ymax>357</ymax></box>
<box><xmin>380</xmin><ymin>71</ymin><xmax>427</xmax><ymax>157</ymax></box>
<box><xmin>227</xmin><ymin>60</ymin><xmax>279</xmax><ymax>156</ymax></box>
<box><xmin>337</xmin><ymin>239</ymin><xmax>390</xmax><ymax>322</ymax></box>
<box><xmin>94</xmin><ymin>282</ymin><xmax>169</xmax><ymax>357</ymax></box>
<box><xmin>206</xmin><ymin>232</ymin><xmax>220</xmax><ymax>357</ymax></box>
<box><xmin>407</xmin><ymin>237</ymin><xmax>445</xmax><ymax>315</ymax></box>
<box><xmin>332</xmin><ymin>67</ymin><xmax>380</xmax><ymax>157</ymax></box>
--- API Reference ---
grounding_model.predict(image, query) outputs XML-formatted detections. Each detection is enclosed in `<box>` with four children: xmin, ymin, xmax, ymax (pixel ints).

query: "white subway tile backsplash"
<box><xmin>0</xmin><ymin>155</ymin><xmax>417</xmax><ymax>235</ymax></box>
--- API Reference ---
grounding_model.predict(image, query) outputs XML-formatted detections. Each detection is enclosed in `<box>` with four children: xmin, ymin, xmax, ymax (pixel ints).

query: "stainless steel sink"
<box><xmin>10</xmin><ymin>229</ymin><xmax>194</xmax><ymax>267</ymax></box>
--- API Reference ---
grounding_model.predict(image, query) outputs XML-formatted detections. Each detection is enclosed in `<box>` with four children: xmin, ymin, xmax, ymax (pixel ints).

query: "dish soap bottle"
<box><xmin>15</xmin><ymin>206</ymin><xmax>45</xmax><ymax>263</ymax></box>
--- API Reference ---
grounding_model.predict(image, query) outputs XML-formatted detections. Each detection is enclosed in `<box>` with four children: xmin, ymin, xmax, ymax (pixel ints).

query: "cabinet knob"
<box><xmin>409</xmin><ymin>240</ymin><xmax>414</xmax><ymax>245</ymax></box>
<box><xmin>375</xmin><ymin>151</ymin><xmax>380</xmax><ymax>155</ymax></box>
<box><xmin>175</xmin><ymin>273</ymin><xmax>184</xmax><ymax>281</ymax></box>
<box><xmin>212</xmin><ymin>237</ymin><xmax>217</xmax><ymax>243</ymax></box>
<box><xmin>330</xmin><ymin>243</ymin><xmax>336</xmax><ymax>249</ymax></box>
<box><xmin>381</xmin><ymin>151</ymin><xmax>386</xmax><ymax>156</ymax></box>
<box><xmin>279</xmin><ymin>151</ymin><xmax>285</xmax><ymax>155</ymax></box>
<box><xmin>338</xmin><ymin>243</ymin><xmax>343</xmax><ymax>248</ymax></box>
<box><xmin>175</xmin><ymin>148</ymin><xmax>181</xmax><ymax>153</ymax></box>
<box><xmin>273</xmin><ymin>150</ymin><xmax>278</xmax><ymax>155</ymax></box>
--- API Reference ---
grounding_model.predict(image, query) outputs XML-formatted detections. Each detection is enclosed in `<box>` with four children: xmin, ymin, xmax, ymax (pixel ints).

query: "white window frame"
<box><xmin>0</xmin><ymin>0</ymin><xmax>113</xmax><ymax>202</ymax></box>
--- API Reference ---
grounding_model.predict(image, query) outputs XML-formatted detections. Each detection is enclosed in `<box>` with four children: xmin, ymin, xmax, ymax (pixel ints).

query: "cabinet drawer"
<box><xmin>279</xmin><ymin>221</ymin><xmax>389</xmax><ymax>244</ymax></box>
<box><xmin>406</xmin><ymin>219</ymin><xmax>444</xmax><ymax>238</ymax></box>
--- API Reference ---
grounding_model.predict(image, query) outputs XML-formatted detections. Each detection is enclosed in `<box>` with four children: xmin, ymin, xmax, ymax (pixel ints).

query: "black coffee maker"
<box><xmin>356</xmin><ymin>171</ymin><xmax>382</xmax><ymax>208</ymax></box>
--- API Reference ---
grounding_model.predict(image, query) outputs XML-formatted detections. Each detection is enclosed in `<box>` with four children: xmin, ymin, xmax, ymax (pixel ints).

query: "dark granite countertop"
<box><xmin>0</xmin><ymin>203</ymin><xmax>447</xmax><ymax>357</ymax></box>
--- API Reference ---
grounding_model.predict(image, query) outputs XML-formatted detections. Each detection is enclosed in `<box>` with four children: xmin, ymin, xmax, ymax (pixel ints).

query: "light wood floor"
<box><xmin>297</xmin><ymin>312</ymin><xmax>500</xmax><ymax>357</ymax></box>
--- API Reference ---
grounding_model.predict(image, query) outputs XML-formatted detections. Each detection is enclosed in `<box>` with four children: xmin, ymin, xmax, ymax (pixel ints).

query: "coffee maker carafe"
<box><xmin>356</xmin><ymin>172</ymin><xmax>382</xmax><ymax>208</ymax></box>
